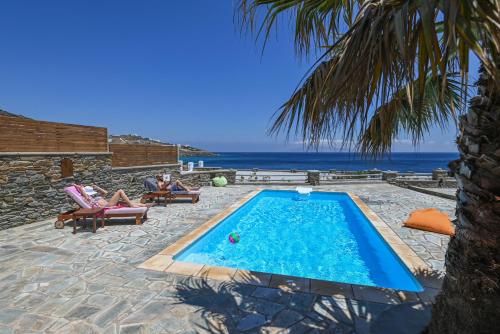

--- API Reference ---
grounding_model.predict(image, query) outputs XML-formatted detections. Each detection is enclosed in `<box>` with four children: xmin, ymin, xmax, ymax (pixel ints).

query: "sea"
<box><xmin>182</xmin><ymin>152</ymin><xmax>459</xmax><ymax>173</ymax></box>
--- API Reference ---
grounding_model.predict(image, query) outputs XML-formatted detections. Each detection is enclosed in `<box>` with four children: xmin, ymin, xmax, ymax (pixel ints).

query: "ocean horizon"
<box><xmin>182</xmin><ymin>152</ymin><xmax>459</xmax><ymax>173</ymax></box>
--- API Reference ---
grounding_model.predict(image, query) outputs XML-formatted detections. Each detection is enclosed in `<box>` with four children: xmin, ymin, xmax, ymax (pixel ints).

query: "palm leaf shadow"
<box><xmin>171</xmin><ymin>268</ymin><xmax>442</xmax><ymax>333</ymax></box>
<box><xmin>173</xmin><ymin>276</ymin><xmax>353</xmax><ymax>333</ymax></box>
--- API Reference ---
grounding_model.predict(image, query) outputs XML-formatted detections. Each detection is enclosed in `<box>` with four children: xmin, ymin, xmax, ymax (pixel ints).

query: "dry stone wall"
<box><xmin>178</xmin><ymin>169</ymin><xmax>236</xmax><ymax>187</ymax></box>
<box><xmin>0</xmin><ymin>153</ymin><xmax>180</xmax><ymax>230</ymax></box>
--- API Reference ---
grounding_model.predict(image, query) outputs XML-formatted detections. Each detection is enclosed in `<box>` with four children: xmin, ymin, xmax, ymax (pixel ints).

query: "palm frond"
<box><xmin>238</xmin><ymin>0</ymin><xmax>361</xmax><ymax>55</ymax></box>
<box><xmin>359</xmin><ymin>73</ymin><xmax>465</xmax><ymax>155</ymax></box>
<box><xmin>241</xmin><ymin>0</ymin><xmax>500</xmax><ymax>154</ymax></box>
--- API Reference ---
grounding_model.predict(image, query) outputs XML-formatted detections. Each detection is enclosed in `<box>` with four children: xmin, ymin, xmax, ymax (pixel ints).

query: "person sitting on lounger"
<box><xmin>155</xmin><ymin>175</ymin><xmax>194</xmax><ymax>192</ymax></box>
<box><xmin>74</xmin><ymin>184</ymin><xmax>149</xmax><ymax>208</ymax></box>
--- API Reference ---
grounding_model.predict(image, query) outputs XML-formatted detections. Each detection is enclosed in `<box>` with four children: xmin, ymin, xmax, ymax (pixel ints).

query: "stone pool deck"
<box><xmin>0</xmin><ymin>184</ymin><xmax>455</xmax><ymax>333</ymax></box>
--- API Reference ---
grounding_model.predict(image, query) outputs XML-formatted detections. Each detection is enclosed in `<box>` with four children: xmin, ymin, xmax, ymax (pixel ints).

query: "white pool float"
<box><xmin>294</xmin><ymin>187</ymin><xmax>312</xmax><ymax>201</ymax></box>
<box><xmin>295</xmin><ymin>187</ymin><xmax>312</xmax><ymax>195</ymax></box>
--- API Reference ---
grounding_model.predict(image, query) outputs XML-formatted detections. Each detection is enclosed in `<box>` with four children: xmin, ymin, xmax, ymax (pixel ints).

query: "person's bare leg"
<box><xmin>175</xmin><ymin>180</ymin><xmax>191</xmax><ymax>192</ymax></box>
<box><xmin>105</xmin><ymin>190</ymin><xmax>122</xmax><ymax>207</ymax></box>
<box><xmin>108</xmin><ymin>189</ymin><xmax>130</xmax><ymax>206</ymax></box>
<box><xmin>108</xmin><ymin>189</ymin><xmax>146</xmax><ymax>207</ymax></box>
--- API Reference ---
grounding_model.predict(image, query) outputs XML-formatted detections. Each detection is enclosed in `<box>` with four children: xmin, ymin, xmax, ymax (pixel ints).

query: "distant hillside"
<box><xmin>0</xmin><ymin>109</ymin><xmax>30</xmax><ymax>119</ymax></box>
<box><xmin>109</xmin><ymin>134</ymin><xmax>216</xmax><ymax>157</ymax></box>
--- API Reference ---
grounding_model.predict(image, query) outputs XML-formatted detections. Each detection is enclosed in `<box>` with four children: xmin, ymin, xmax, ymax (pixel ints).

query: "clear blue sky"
<box><xmin>0</xmin><ymin>1</ymin><xmax>473</xmax><ymax>152</ymax></box>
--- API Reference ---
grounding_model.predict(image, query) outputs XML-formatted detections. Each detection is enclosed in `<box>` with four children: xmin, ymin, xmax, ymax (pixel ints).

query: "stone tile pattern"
<box><xmin>0</xmin><ymin>152</ymin><xmax>182</xmax><ymax>230</ymax></box>
<box><xmin>335</xmin><ymin>184</ymin><xmax>454</xmax><ymax>272</ymax></box>
<box><xmin>0</xmin><ymin>184</ymin><xmax>453</xmax><ymax>333</ymax></box>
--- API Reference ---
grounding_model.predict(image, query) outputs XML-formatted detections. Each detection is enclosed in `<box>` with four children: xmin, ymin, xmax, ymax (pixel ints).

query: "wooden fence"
<box><xmin>0</xmin><ymin>115</ymin><xmax>108</xmax><ymax>152</ymax></box>
<box><xmin>110</xmin><ymin>144</ymin><xmax>178</xmax><ymax>167</ymax></box>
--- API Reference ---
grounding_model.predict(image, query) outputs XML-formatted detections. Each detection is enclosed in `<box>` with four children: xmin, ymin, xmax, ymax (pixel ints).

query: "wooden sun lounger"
<box><xmin>62</xmin><ymin>186</ymin><xmax>149</xmax><ymax>229</ymax></box>
<box><xmin>169</xmin><ymin>191</ymin><xmax>200</xmax><ymax>204</ymax></box>
<box><xmin>142</xmin><ymin>190</ymin><xmax>200</xmax><ymax>206</ymax></box>
<box><xmin>57</xmin><ymin>207</ymin><xmax>147</xmax><ymax>228</ymax></box>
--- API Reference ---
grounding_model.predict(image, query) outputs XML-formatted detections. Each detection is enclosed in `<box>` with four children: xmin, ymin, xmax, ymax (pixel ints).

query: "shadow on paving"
<box><xmin>172</xmin><ymin>273</ymin><xmax>437</xmax><ymax>334</ymax></box>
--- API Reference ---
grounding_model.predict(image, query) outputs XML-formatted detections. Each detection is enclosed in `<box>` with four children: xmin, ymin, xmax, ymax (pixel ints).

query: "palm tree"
<box><xmin>238</xmin><ymin>1</ymin><xmax>500</xmax><ymax>333</ymax></box>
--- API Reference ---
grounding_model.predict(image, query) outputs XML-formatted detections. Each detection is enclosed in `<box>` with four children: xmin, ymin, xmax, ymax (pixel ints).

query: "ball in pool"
<box><xmin>228</xmin><ymin>232</ymin><xmax>240</xmax><ymax>244</ymax></box>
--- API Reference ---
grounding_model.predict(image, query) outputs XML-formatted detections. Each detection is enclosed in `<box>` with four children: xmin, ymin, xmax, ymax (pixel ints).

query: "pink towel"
<box><xmin>97</xmin><ymin>203</ymin><xmax>128</xmax><ymax>218</ymax></box>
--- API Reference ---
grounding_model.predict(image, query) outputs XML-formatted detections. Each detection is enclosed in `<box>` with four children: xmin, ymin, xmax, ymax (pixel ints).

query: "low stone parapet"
<box><xmin>193</xmin><ymin>167</ymin><xmax>222</xmax><ymax>171</ymax></box>
<box><xmin>307</xmin><ymin>170</ymin><xmax>320</xmax><ymax>185</ymax></box>
<box><xmin>179</xmin><ymin>169</ymin><xmax>236</xmax><ymax>187</ymax></box>
<box><xmin>382</xmin><ymin>171</ymin><xmax>399</xmax><ymax>181</ymax></box>
<box><xmin>432</xmin><ymin>168</ymin><xmax>449</xmax><ymax>180</ymax></box>
<box><xmin>389</xmin><ymin>178</ymin><xmax>457</xmax><ymax>188</ymax></box>
<box><xmin>406</xmin><ymin>185</ymin><xmax>456</xmax><ymax>200</ymax></box>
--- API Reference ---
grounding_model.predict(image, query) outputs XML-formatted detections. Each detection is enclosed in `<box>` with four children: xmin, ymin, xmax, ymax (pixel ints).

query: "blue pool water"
<box><xmin>175</xmin><ymin>190</ymin><xmax>423</xmax><ymax>292</ymax></box>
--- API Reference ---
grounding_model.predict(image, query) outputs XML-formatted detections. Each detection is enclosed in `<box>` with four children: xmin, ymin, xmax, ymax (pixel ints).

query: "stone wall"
<box><xmin>389</xmin><ymin>178</ymin><xmax>457</xmax><ymax>188</ymax></box>
<box><xmin>193</xmin><ymin>167</ymin><xmax>223</xmax><ymax>171</ymax></box>
<box><xmin>382</xmin><ymin>171</ymin><xmax>399</xmax><ymax>181</ymax></box>
<box><xmin>307</xmin><ymin>170</ymin><xmax>320</xmax><ymax>185</ymax></box>
<box><xmin>0</xmin><ymin>153</ymin><xmax>112</xmax><ymax>229</ymax></box>
<box><xmin>432</xmin><ymin>168</ymin><xmax>449</xmax><ymax>180</ymax></box>
<box><xmin>0</xmin><ymin>153</ymin><xmax>181</xmax><ymax>230</ymax></box>
<box><xmin>406</xmin><ymin>185</ymin><xmax>456</xmax><ymax>200</ymax></box>
<box><xmin>178</xmin><ymin>169</ymin><xmax>236</xmax><ymax>187</ymax></box>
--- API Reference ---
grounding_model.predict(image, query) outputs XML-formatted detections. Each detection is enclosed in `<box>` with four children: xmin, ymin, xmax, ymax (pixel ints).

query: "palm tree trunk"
<box><xmin>427</xmin><ymin>67</ymin><xmax>500</xmax><ymax>333</ymax></box>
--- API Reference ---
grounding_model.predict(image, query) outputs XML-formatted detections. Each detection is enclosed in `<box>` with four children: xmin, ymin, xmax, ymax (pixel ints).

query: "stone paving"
<box><xmin>0</xmin><ymin>184</ymin><xmax>455</xmax><ymax>333</ymax></box>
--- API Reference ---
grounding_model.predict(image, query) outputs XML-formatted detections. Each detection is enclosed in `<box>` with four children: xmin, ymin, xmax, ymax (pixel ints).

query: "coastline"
<box><xmin>180</xmin><ymin>150</ymin><xmax>217</xmax><ymax>157</ymax></box>
<box><xmin>182</xmin><ymin>151</ymin><xmax>458</xmax><ymax>173</ymax></box>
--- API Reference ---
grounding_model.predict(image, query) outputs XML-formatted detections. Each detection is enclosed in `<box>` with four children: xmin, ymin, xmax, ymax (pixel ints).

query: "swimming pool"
<box><xmin>174</xmin><ymin>190</ymin><xmax>423</xmax><ymax>292</ymax></box>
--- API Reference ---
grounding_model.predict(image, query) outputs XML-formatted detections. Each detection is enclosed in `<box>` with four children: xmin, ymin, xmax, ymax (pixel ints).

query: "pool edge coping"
<box><xmin>139</xmin><ymin>188</ymin><xmax>439</xmax><ymax>303</ymax></box>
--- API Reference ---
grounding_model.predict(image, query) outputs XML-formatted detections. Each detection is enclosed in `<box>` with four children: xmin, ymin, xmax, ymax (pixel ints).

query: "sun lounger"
<box><xmin>142</xmin><ymin>178</ymin><xmax>201</xmax><ymax>205</ymax></box>
<box><xmin>168</xmin><ymin>189</ymin><xmax>201</xmax><ymax>203</ymax></box>
<box><xmin>64</xmin><ymin>185</ymin><xmax>148</xmax><ymax>225</ymax></box>
<box><xmin>142</xmin><ymin>189</ymin><xmax>201</xmax><ymax>204</ymax></box>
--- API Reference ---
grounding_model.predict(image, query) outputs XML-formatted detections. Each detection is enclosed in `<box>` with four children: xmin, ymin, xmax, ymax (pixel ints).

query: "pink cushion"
<box><xmin>64</xmin><ymin>186</ymin><xmax>91</xmax><ymax>209</ymax></box>
<box><xmin>104</xmin><ymin>207</ymin><xmax>147</xmax><ymax>215</ymax></box>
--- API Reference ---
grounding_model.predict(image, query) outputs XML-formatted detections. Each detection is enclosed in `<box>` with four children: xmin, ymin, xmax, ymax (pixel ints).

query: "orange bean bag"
<box><xmin>403</xmin><ymin>208</ymin><xmax>455</xmax><ymax>236</ymax></box>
